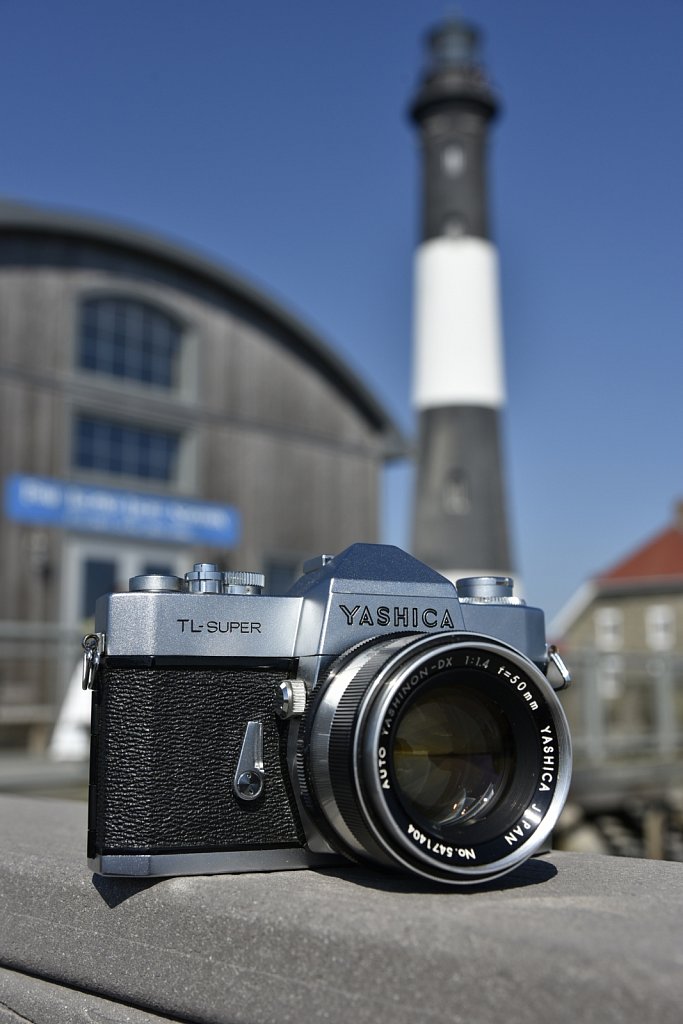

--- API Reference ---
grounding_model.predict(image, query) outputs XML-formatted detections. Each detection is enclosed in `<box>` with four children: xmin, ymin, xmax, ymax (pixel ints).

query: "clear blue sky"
<box><xmin>2</xmin><ymin>0</ymin><xmax>683</xmax><ymax>620</ymax></box>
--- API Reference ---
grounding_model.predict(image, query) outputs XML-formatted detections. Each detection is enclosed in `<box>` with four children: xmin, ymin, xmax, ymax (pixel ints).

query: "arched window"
<box><xmin>78</xmin><ymin>297</ymin><xmax>182</xmax><ymax>388</ymax></box>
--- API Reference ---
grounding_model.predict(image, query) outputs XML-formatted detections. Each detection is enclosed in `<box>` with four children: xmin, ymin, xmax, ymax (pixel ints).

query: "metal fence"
<box><xmin>562</xmin><ymin>650</ymin><xmax>683</xmax><ymax>764</ymax></box>
<box><xmin>557</xmin><ymin>649</ymin><xmax>683</xmax><ymax>860</ymax></box>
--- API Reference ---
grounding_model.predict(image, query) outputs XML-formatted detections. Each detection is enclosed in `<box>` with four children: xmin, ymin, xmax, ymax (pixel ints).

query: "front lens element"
<box><xmin>392</xmin><ymin>680</ymin><xmax>515</xmax><ymax>829</ymax></box>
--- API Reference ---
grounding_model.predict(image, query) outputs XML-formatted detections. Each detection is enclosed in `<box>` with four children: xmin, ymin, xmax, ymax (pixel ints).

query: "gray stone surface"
<box><xmin>1</xmin><ymin>794</ymin><xmax>682</xmax><ymax>1024</ymax></box>
<box><xmin>0</xmin><ymin>966</ymin><xmax>181</xmax><ymax>1024</ymax></box>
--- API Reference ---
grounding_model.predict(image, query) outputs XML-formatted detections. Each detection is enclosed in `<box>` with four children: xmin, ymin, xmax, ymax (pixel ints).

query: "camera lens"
<box><xmin>306</xmin><ymin>633</ymin><xmax>571</xmax><ymax>885</ymax></box>
<box><xmin>392</xmin><ymin>680</ymin><xmax>514</xmax><ymax>829</ymax></box>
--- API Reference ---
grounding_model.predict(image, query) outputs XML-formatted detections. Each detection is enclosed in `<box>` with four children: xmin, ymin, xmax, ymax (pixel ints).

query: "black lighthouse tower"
<box><xmin>409</xmin><ymin>16</ymin><xmax>513</xmax><ymax>582</ymax></box>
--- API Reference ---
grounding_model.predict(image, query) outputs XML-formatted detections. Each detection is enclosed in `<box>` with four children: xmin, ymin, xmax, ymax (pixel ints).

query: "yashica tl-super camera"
<box><xmin>83</xmin><ymin>543</ymin><xmax>571</xmax><ymax>886</ymax></box>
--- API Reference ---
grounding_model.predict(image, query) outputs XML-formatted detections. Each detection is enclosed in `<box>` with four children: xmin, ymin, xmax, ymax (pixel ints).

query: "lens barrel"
<box><xmin>306</xmin><ymin>632</ymin><xmax>571</xmax><ymax>885</ymax></box>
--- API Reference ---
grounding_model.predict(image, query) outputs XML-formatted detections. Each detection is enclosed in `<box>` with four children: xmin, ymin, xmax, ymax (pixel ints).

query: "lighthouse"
<box><xmin>409</xmin><ymin>17</ymin><xmax>514</xmax><ymax>582</ymax></box>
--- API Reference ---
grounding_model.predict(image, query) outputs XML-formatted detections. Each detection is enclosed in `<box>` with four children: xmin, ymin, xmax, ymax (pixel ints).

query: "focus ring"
<box><xmin>325</xmin><ymin>636</ymin><xmax>419</xmax><ymax>864</ymax></box>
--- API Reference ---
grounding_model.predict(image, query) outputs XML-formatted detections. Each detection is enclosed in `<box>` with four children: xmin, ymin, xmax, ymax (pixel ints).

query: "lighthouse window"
<box><xmin>442</xmin><ymin>468</ymin><xmax>471</xmax><ymax>516</ymax></box>
<box><xmin>443</xmin><ymin>214</ymin><xmax>465</xmax><ymax>237</ymax></box>
<box><xmin>442</xmin><ymin>143</ymin><xmax>465</xmax><ymax>177</ymax></box>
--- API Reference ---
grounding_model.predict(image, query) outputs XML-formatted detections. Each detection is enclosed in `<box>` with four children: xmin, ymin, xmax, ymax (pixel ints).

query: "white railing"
<box><xmin>0</xmin><ymin>620</ymin><xmax>83</xmax><ymax>752</ymax></box>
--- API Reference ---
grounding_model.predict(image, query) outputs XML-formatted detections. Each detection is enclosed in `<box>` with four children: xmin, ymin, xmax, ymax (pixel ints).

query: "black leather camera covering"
<box><xmin>90</xmin><ymin>664</ymin><xmax>305</xmax><ymax>854</ymax></box>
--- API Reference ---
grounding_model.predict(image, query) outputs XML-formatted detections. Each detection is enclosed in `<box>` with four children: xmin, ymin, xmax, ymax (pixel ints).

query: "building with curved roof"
<box><xmin>0</xmin><ymin>199</ymin><xmax>404</xmax><ymax>747</ymax></box>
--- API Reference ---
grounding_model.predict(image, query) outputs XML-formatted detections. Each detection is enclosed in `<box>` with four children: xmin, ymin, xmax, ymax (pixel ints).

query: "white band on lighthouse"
<box><xmin>412</xmin><ymin>236</ymin><xmax>505</xmax><ymax>410</ymax></box>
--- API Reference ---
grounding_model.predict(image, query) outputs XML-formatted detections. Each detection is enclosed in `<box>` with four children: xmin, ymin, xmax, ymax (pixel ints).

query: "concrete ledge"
<box><xmin>1</xmin><ymin>794</ymin><xmax>682</xmax><ymax>1024</ymax></box>
<box><xmin>0</xmin><ymin>966</ymin><xmax>178</xmax><ymax>1024</ymax></box>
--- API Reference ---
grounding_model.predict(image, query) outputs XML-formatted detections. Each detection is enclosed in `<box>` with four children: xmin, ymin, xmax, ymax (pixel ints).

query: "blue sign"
<box><xmin>4</xmin><ymin>475</ymin><xmax>241</xmax><ymax>547</ymax></box>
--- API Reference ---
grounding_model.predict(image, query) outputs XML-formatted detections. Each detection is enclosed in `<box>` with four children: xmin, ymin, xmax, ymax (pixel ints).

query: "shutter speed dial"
<box><xmin>130</xmin><ymin>563</ymin><xmax>266</xmax><ymax>594</ymax></box>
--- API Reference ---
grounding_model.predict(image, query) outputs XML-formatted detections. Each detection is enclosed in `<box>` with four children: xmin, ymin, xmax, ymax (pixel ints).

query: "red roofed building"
<box><xmin>549</xmin><ymin>505</ymin><xmax>683</xmax><ymax>861</ymax></box>
<box><xmin>553</xmin><ymin>502</ymin><xmax>683</xmax><ymax>656</ymax></box>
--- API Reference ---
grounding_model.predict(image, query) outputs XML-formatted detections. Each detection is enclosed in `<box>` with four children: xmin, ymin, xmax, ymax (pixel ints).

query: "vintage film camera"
<box><xmin>83</xmin><ymin>543</ymin><xmax>571</xmax><ymax>886</ymax></box>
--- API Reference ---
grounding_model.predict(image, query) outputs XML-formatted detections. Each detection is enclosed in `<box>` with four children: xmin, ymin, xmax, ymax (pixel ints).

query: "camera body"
<box><xmin>85</xmin><ymin>544</ymin><xmax>571</xmax><ymax>885</ymax></box>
